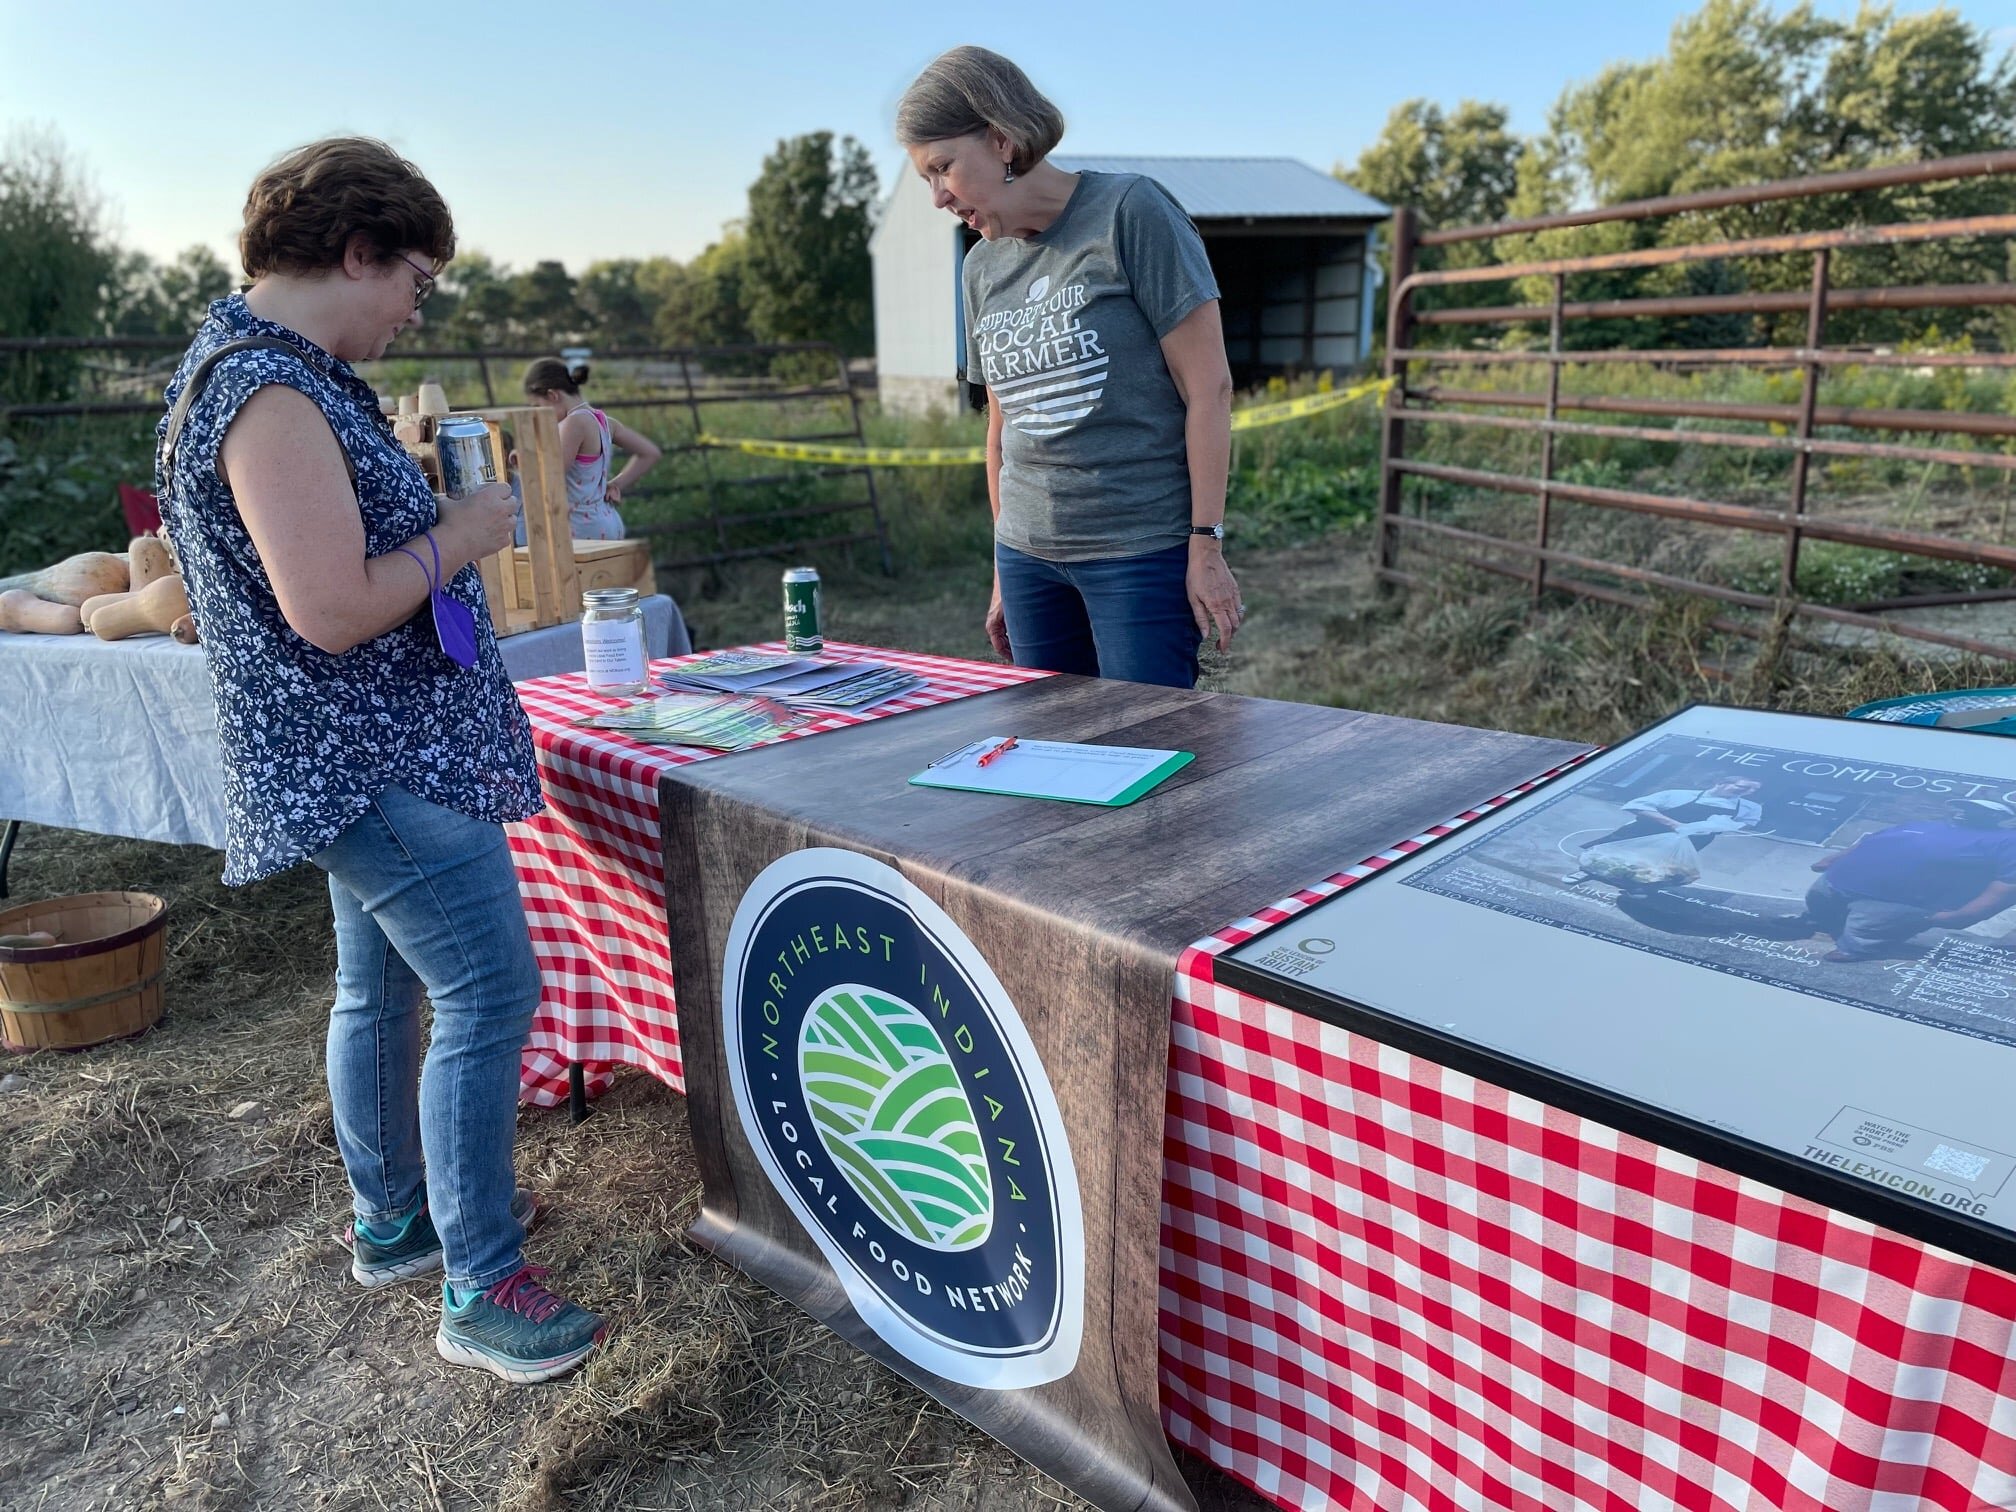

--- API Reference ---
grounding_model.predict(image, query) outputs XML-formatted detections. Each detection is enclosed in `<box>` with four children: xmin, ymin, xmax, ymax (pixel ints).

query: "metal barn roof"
<box><xmin>1050</xmin><ymin>156</ymin><xmax>1389</xmax><ymax>221</ymax></box>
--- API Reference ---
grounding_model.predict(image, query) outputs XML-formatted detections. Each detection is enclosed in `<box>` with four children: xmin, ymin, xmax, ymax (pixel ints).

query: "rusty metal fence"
<box><xmin>1376</xmin><ymin>150</ymin><xmax>2016</xmax><ymax>660</ymax></box>
<box><xmin>0</xmin><ymin>337</ymin><xmax>892</xmax><ymax>575</ymax></box>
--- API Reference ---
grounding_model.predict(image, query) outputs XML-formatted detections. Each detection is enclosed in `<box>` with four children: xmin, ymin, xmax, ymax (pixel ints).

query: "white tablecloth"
<box><xmin>0</xmin><ymin>596</ymin><xmax>687</xmax><ymax>851</ymax></box>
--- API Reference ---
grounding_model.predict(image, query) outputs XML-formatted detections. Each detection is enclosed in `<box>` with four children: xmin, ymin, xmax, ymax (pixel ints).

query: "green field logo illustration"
<box><xmin>800</xmin><ymin>985</ymin><xmax>992</xmax><ymax>1251</ymax></box>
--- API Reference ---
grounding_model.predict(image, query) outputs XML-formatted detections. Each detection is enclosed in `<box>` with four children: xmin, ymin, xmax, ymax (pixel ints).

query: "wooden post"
<box><xmin>476</xmin><ymin>553</ymin><xmax>510</xmax><ymax>634</ymax></box>
<box><xmin>517</xmin><ymin>406</ymin><xmax>579</xmax><ymax>628</ymax></box>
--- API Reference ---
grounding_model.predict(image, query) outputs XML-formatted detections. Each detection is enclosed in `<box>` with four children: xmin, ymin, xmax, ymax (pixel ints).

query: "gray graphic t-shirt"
<box><xmin>962</xmin><ymin>172</ymin><xmax>1219</xmax><ymax>562</ymax></box>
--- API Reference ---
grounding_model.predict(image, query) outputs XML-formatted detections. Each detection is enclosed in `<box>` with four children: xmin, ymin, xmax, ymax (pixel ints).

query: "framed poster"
<box><xmin>1218</xmin><ymin>704</ymin><xmax>2016</xmax><ymax>1272</ymax></box>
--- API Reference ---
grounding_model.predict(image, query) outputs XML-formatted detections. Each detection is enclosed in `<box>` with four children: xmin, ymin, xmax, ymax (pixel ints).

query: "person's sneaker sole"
<box><xmin>347</xmin><ymin>1189</ymin><xmax>540</xmax><ymax>1288</ymax></box>
<box><xmin>434</xmin><ymin>1326</ymin><xmax>604</xmax><ymax>1384</ymax></box>
<box><xmin>354</xmin><ymin>1248</ymin><xmax>443</xmax><ymax>1288</ymax></box>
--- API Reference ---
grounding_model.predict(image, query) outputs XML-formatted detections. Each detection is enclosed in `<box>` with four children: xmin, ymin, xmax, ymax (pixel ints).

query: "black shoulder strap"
<box><xmin>159</xmin><ymin>336</ymin><xmax>358</xmax><ymax>490</ymax></box>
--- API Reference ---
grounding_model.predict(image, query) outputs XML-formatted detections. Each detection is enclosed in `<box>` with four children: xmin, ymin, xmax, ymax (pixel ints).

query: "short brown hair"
<box><xmin>522</xmin><ymin>357</ymin><xmax>584</xmax><ymax>396</ymax></box>
<box><xmin>896</xmin><ymin>46</ymin><xmax>1065</xmax><ymax>174</ymax></box>
<box><xmin>239</xmin><ymin>137</ymin><xmax>454</xmax><ymax>279</ymax></box>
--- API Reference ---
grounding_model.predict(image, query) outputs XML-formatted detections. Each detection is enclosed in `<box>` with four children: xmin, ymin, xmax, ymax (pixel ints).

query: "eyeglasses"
<box><xmin>395</xmin><ymin>253</ymin><xmax>437</xmax><ymax>311</ymax></box>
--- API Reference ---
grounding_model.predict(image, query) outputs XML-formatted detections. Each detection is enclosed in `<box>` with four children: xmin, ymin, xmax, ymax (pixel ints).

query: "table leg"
<box><xmin>568</xmin><ymin>1061</ymin><xmax>590</xmax><ymax>1125</ymax></box>
<box><xmin>0</xmin><ymin>820</ymin><xmax>19</xmax><ymax>899</ymax></box>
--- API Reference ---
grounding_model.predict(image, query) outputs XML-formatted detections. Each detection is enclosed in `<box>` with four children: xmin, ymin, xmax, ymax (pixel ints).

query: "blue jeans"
<box><xmin>312</xmin><ymin>786</ymin><xmax>539</xmax><ymax>1291</ymax></box>
<box><xmin>994</xmin><ymin>541</ymin><xmax>1200</xmax><ymax>688</ymax></box>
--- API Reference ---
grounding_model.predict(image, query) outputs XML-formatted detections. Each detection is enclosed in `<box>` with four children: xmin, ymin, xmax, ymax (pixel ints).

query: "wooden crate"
<box><xmin>394</xmin><ymin>400</ymin><xmax>658</xmax><ymax>637</ymax></box>
<box><xmin>512</xmin><ymin>537</ymin><xmax>655</xmax><ymax>602</ymax></box>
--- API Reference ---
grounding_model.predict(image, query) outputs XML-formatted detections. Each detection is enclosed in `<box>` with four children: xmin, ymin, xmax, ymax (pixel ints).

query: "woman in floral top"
<box><xmin>157</xmin><ymin>137</ymin><xmax>603</xmax><ymax>1383</ymax></box>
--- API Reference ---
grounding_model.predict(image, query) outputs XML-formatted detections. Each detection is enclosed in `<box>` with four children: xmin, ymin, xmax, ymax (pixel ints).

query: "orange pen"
<box><xmin>975</xmin><ymin>737</ymin><xmax>1018</xmax><ymax>768</ymax></box>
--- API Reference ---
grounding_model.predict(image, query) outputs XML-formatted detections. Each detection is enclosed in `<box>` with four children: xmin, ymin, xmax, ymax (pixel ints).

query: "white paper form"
<box><xmin>909</xmin><ymin>737</ymin><xmax>1193</xmax><ymax>806</ymax></box>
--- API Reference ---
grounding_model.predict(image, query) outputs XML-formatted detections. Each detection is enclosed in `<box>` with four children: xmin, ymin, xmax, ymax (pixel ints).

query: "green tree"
<box><xmin>104</xmin><ymin>247</ymin><xmax>170</xmax><ymax>336</ymax></box>
<box><xmin>1342</xmin><ymin>99</ymin><xmax>1527</xmax><ymax>341</ymax></box>
<box><xmin>633</xmin><ymin>255</ymin><xmax>686</xmax><ymax>348</ymax></box>
<box><xmin>435</xmin><ymin>249</ymin><xmax>515</xmax><ymax>345</ymax></box>
<box><xmin>1496</xmin><ymin>112</ymin><xmax>1658</xmax><ymax>351</ymax></box>
<box><xmin>512</xmin><ymin>259</ymin><xmax>582</xmax><ymax>345</ymax></box>
<box><xmin>656</xmin><ymin>232</ymin><xmax>753</xmax><ymax>348</ymax></box>
<box><xmin>0</xmin><ymin>128</ymin><xmax>114</xmax><ymax>401</ymax></box>
<box><xmin>743</xmin><ymin>132</ymin><xmax>877</xmax><ymax>354</ymax></box>
<box><xmin>1511</xmin><ymin>0</ymin><xmax>2016</xmax><ymax>346</ymax></box>
<box><xmin>1551</xmin><ymin>0</ymin><xmax>1831</xmax><ymax>206</ymax></box>
<box><xmin>102</xmin><ymin>244</ymin><xmax>234</xmax><ymax>337</ymax></box>
<box><xmin>154</xmin><ymin>244</ymin><xmax>234</xmax><ymax>335</ymax></box>
<box><xmin>1342</xmin><ymin>99</ymin><xmax>1521</xmax><ymax>233</ymax></box>
<box><xmin>579</xmin><ymin>258</ymin><xmax>657</xmax><ymax>348</ymax></box>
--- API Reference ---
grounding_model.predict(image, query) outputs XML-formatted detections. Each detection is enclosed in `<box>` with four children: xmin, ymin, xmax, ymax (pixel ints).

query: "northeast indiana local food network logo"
<box><xmin>722</xmin><ymin>849</ymin><xmax>1083</xmax><ymax>1389</ymax></box>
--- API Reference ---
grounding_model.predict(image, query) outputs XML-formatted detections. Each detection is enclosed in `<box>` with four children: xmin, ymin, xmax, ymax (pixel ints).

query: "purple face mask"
<box><xmin>394</xmin><ymin>532</ymin><xmax>479</xmax><ymax>669</ymax></box>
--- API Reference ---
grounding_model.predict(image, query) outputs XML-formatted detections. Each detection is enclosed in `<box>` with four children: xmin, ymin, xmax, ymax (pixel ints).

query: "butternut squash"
<box><xmin>0</xmin><ymin>589</ymin><xmax>83</xmax><ymax>634</ymax></box>
<box><xmin>128</xmin><ymin>535</ymin><xmax>175</xmax><ymax>591</ymax></box>
<box><xmin>78</xmin><ymin>591</ymin><xmax>131</xmax><ymax>628</ymax></box>
<box><xmin>170</xmin><ymin>613</ymin><xmax>200</xmax><ymax>646</ymax></box>
<box><xmin>90</xmin><ymin>575</ymin><xmax>189</xmax><ymax>641</ymax></box>
<box><xmin>0</xmin><ymin>551</ymin><xmax>128</xmax><ymax>606</ymax></box>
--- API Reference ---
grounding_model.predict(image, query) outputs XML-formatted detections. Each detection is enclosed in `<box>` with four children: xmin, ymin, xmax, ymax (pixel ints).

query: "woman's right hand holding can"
<box><xmin>436</xmin><ymin>481</ymin><xmax>520</xmax><ymax>565</ymax></box>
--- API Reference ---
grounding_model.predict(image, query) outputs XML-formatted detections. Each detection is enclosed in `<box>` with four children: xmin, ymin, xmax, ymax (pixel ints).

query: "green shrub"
<box><xmin>1720</xmin><ymin>536</ymin><xmax>2012</xmax><ymax>605</ymax></box>
<box><xmin>0</xmin><ymin>427</ymin><xmax>149</xmax><ymax>575</ymax></box>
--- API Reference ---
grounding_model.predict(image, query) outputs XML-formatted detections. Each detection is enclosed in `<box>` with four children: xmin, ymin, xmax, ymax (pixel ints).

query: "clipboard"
<box><xmin>909</xmin><ymin>736</ymin><xmax>1194</xmax><ymax>807</ymax></box>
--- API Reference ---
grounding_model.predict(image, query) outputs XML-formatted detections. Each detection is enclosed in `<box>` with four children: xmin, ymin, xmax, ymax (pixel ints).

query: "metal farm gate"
<box><xmin>0</xmin><ymin>338</ymin><xmax>892</xmax><ymax>576</ymax></box>
<box><xmin>1376</xmin><ymin>150</ymin><xmax>2016</xmax><ymax>660</ymax></box>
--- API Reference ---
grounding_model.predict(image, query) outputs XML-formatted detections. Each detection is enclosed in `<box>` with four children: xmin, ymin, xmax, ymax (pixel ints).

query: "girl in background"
<box><xmin>520</xmin><ymin>358</ymin><xmax>662</xmax><ymax>540</ymax></box>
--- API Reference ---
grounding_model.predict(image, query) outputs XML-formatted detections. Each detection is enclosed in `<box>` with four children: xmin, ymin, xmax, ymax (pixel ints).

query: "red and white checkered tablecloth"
<box><xmin>507</xmin><ymin>642</ymin><xmax>1048</xmax><ymax>1108</ymax></box>
<box><xmin>1159</xmin><ymin>766</ymin><xmax>2016</xmax><ymax>1512</ymax></box>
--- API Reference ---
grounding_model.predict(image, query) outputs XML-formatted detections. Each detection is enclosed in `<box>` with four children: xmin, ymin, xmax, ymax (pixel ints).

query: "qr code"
<box><xmin>1923</xmin><ymin>1144</ymin><xmax>1989</xmax><ymax>1183</ymax></box>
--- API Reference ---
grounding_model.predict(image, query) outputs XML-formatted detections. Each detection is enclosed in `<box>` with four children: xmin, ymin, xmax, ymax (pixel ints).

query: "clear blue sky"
<box><xmin>4</xmin><ymin>0</ymin><xmax>2012</xmax><ymax>276</ymax></box>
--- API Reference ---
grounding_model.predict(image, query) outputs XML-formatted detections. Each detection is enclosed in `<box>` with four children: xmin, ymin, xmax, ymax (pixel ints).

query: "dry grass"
<box><xmin>0</xmin><ymin>700</ymin><xmax>1279</xmax><ymax>1507</ymax></box>
<box><xmin>0</xmin><ymin>826</ymin><xmax>1141</xmax><ymax>1511</ymax></box>
<box><xmin>7</xmin><ymin>529</ymin><xmax>2005</xmax><ymax>1510</ymax></box>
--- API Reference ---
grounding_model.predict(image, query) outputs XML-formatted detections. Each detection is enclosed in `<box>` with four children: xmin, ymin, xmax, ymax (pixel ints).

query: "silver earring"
<box><xmin>1003</xmin><ymin>164</ymin><xmax>1016</xmax><ymax>184</ymax></box>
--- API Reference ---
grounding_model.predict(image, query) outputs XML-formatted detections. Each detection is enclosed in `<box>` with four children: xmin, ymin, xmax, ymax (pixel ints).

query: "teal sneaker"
<box><xmin>340</xmin><ymin>1189</ymin><xmax>539</xmax><ymax>1288</ymax></box>
<box><xmin>435</xmin><ymin>1265</ymin><xmax>606</xmax><ymax>1384</ymax></box>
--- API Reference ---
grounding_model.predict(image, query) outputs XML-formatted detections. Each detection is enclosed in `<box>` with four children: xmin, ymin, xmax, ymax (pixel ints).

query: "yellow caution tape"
<box><xmin>697</xmin><ymin>376</ymin><xmax>1392</xmax><ymax>466</ymax></box>
<box><xmin>696</xmin><ymin>436</ymin><xmax>989</xmax><ymax>465</ymax></box>
<box><xmin>1227</xmin><ymin>375</ymin><xmax>1394</xmax><ymax>431</ymax></box>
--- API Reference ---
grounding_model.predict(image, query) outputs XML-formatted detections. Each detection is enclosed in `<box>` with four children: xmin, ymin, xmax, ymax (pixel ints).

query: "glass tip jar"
<box><xmin>580</xmin><ymin>586</ymin><xmax>649</xmax><ymax>696</ymax></box>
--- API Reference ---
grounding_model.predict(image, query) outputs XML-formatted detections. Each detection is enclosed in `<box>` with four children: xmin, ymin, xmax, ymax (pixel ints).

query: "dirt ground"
<box><xmin>10</xmin><ymin>526</ymin><xmax>2000</xmax><ymax>1511</ymax></box>
<box><xmin>2</xmin><ymin>544</ymin><xmax>1376</xmax><ymax>1512</ymax></box>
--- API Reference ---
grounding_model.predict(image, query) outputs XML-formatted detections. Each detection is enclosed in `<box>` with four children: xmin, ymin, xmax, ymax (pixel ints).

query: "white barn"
<box><xmin>870</xmin><ymin>155</ymin><xmax>1390</xmax><ymax>415</ymax></box>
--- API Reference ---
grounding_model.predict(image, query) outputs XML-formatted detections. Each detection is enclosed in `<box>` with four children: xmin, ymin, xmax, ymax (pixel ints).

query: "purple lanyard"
<box><xmin>393</xmin><ymin>531</ymin><xmax>479</xmax><ymax>669</ymax></box>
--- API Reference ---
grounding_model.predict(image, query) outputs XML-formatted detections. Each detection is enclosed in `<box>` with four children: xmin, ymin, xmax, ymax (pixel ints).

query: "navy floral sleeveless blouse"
<box><xmin>157</xmin><ymin>294</ymin><xmax>542</xmax><ymax>885</ymax></box>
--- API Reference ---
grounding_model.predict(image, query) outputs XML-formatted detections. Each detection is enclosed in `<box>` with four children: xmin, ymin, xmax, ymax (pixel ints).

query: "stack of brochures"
<box><xmin>573</xmin><ymin>692</ymin><xmax>805</xmax><ymax>751</ymax></box>
<box><xmin>655</xmin><ymin>650</ymin><xmax>922</xmax><ymax>712</ymax></box>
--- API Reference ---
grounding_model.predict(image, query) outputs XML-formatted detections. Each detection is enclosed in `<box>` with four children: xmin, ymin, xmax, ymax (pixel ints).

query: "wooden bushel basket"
<box><xmin>0</xmin><ymin>891</ymin><xmax>168</xmax><ymax>1051</ymax></box>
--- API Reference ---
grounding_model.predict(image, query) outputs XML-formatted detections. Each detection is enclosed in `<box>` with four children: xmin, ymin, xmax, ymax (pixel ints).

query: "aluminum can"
<box><xmin>436</xmin><ymin>417</ymin><xmax>498</xmax><ymax>500</ymax></box>
<box><xmin>782</xmin><ymin>566</ymin><xmax>823</xmax><ymax>653</ymax></box>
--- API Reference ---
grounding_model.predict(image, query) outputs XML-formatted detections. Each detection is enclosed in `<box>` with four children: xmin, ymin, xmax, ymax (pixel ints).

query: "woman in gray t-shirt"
<box><xmin>897</xmin><ymin>46</ymin><xmax>1243</xmax><ymax>689</ymax></box>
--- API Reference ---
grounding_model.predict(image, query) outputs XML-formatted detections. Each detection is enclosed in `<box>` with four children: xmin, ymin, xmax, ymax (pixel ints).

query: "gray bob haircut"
<box><xmin>895</xmin><ymin>46</ymin><xmax>1065</xmax><ymax>174</ymax></box>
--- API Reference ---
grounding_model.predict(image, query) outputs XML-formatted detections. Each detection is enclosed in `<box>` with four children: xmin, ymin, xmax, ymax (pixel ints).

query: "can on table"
<box><xmin>783</xmin><ymin>566</ymin><xmax>823</xmax><ymax>653</ymax></box>
<box><xmin>436</xmin><ymin>417</ymin><xmax>498</xmax><ymax>500</ymax></box>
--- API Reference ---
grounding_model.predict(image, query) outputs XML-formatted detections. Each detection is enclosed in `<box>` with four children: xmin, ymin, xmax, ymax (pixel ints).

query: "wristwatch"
<box><xmin>1189</xmin><ymin>523</ymin><xmax>1225</xmax><ymax>540</ymax></box>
